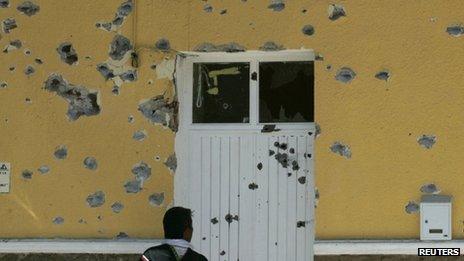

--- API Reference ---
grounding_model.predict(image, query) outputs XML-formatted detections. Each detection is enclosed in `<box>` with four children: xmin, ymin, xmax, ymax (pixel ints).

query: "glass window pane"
<box><xmin>259</xmin><ymin>61</ymin><xmax>314</xmax><ymax>123</ymax></box>
<box><xmin>193</xmin><ymin>62</ymin><xmax>250</xmax><ymax>123</ymax></box>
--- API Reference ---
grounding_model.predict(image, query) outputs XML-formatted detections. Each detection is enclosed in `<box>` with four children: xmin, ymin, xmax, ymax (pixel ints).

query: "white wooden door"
<box><xmin>188</xmin><ymin>130</ymin><xmax>314</xmax><ymax>261</ymax></box>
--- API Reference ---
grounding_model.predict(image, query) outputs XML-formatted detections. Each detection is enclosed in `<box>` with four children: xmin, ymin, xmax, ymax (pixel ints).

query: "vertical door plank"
<box><xmin>201</xmin><ymin>136</ymin><xmax>212</xmax><ymax>259</ymax></box>
<box><xmin>277</xmin><ymin>135</ymin><xmax>288</xmax><ymax>261</ymax></box>
<box><xmin>219</xmin><ymin>137</ymin><xmax>230</xmax><ymax>261</ymax></box>
<box><xmin>211</xmin><ymin>137</ymin><xmax>221</xmax><ymax>261</ymax></box>
<box><xmin>267</xmin><ymin>135</ymin><xmax>279</xmax><ymax>261</ymax></box>
<box><xmin>305</xmin><ymin>134</ymin><xmax>315</xmax><ymax>261</ymax></box>
<box><xmin>286</xmin><ymin>136</ymin><xmax>298</xmax><ymax>261</ymax></box>
<box><xmin>229</xmin><ymin>137</ymin><xmax>240</xmax><ymax>261</ymax></box>
<box><xmin>296</xmin><ymin>135</ymin><xmax>307</xmax><ymax>261</ymax></box>
<box><xmin>191</xmin><ymin>133</ymin><xmax>203</xmax><ymax>249</ymax></box>
<box><xmin>254</xmin><ymin>135</ymin><xmax>269</xmax><ymax>261</ymax></box>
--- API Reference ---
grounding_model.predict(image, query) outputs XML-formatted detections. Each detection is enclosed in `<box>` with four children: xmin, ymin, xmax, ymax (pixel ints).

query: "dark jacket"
<box><xmin>141</xmin><ymin>244</ymin><xmax>208</xmax><ymax>261</ymax></box>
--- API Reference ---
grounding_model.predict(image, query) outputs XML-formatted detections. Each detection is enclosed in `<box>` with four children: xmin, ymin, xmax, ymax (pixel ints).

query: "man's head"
<box><xmin>163</xmin><ymin>207</ymin><xmax>193</xmax><ymax>242</ymax></box>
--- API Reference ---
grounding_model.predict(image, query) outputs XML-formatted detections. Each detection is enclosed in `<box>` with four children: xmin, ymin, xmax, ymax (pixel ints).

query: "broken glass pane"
<box><xmin>193</xmin><ymin>63</ymin><xmax>250</xmax><ymax>123</ymax></box>
<box><xmin>259</xmin><ymin>61</ymin><xmax>314</xmax><ymax>123</ymax></box>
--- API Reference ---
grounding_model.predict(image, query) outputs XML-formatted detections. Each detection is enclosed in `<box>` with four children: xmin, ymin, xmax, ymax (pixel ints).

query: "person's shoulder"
<box><xmin>142</xmin><ymin>244</ymin><xmax>175</xmax><ymax>260</ymax></box>
<box><xmin>184</xmin><ymin>248</ymin><xmax>208</xmax><ymax>261</ymax></box>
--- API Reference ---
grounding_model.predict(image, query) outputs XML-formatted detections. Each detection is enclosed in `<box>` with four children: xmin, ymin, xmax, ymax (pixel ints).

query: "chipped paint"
<box><xmin>83</xmin><ymin>157</ymin><xmax>98</xmax><ymax>170</ymax></box>
<box><xmin>86</xmin><ymin>191</ymin><xmax>105</xmax><ymax>208</ymax></box>
<box><xmin>335</xmin><ymin>67</ymin><xmax>356</xmax><ymax>83</ymax></box>
<box><xmin>148</xmin><ymin>192</ymin><xmax>165</xmax><ymax>206</ymax></box>
<box><xmin>138</xmin><ymin>95</ymin><xmax>178</xmax><ymax>132</ymax></box>
<box><xmin>328</xmin><ymin>4</ymin><xmax>346</xmax><ymax>20</ymax></box>
<box><xmin>17</xmin><ymin>1</ymin><xmax>40</xmax><ymax>16</ymax></box>
<box><xmin>54</xmin><ymin>145</ymin><xmax>68</xmax><ymax>160</ymax></box>
<box><xmin>417</xmin><ymin>135</ymin><xmax>436</xmax><ymax>149</ymax></box>
<box><xmin>420</xmin><ymin>183</ymin><xmax>440</xmax><ymax>194</ymax></box>
<box><xmin>330</xmin><ymin>142</ymin><xmax>351</xmax><ymax>159</ymax></box>
<box><xmin>164</xmin><ymin>154</ymin><xmax>177</xmax><ymax>173</ymax></box>
<box><xmin>259</xmin><ymin>41</ymin><xmax>285</xmax><ymax>51</ymax></box>
<box><xmin>405</xmin><ymin>202</ymin><xmax>419</xmax><ymax>214</ymax></box>
<box><xmin>111</xmin><ymin>202</ymin><xmax>124</xmax><ymax>213</ymax></box>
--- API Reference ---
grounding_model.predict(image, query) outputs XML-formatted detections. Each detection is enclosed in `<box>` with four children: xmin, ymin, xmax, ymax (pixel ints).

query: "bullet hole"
<box><xmin>24</xmin><ymin>65</ymin><xmax>35</xmax><ymax>76</ymax></box>
<box><xmin>259</xmin><ymin>41</ymin><xmax>285</xmax><ymax>51</ymax></box>
<box><xmin>25</xmin><ymin>97</ymin><xmax>31</xmax><ymax>104</ymax></box>
<box><xmin>117</xmin><ymin>0</ymin><xmax>133</xmax><ymax>16</ymax></box>
<box><xmin>261</xmin><ymin>124</ymin><xmax>280</xmax><ymax>133</ymax></box>
<box><xmin>96</xmin><ymin>0</ymin><xmax>133</xmax><ymax>32</ymax></box>
<box><xmin>124</xmin><ymin>179</ymin><xmax>142</xmax><ymax>193</ymax></box>
<box><xmin>57</xmin><ymin>42</ymin><xmax>78</xmax><ymax>65</ymax></box>
<box><xmin>86</xmin><ymin>191</ymin><xmax>105</xmax><ymax>208</ymax></box>
<box><xmin>132</xmin><ymin>161</ymin><xmax>152</xmax><ymax>182</ymax></box>
<box><xmin>128</xmin><ymin>115</ymin><xmax>134</xmax><ymax>123</ymax></box>
<box><xmin>54</xmin><ymin>145</ymin><xmax>68</xmax><ymax>159</ymax></box>
<box><xmin>269</xmin><ymin>150</ymin><xmax>275</xmax><ymax>156</ymax></box>
<box><xmin>3</xmin><ymin>40</ymin><xmax>22</xmax><ymax>53</ymax></box>
<box><xmin>248</xmin><ymin>183</ymin><xmax>258</xmax><ymax>190</ymax></box>
<box><xmin>154</xmin><ymin>156</ymin><xmax>161</xmax><ymax>161</ymax></box>
<box><xmin>275</xmin><ymin>153</ymin><xmax>288</xmax><ymax>168</ymax></box>
<box><xmin>446</xmin><ymin>24</ymin><xmax>464</xmax><ymax>37</ymax></box>
<box><xmin>335</xmin><ymin>67</ymin><xmax>356</xmax><ymax>83</ymax></box>
<box><xmin>274</xmin><ymin>141</ymin><xmax>280</xmax><ymax>147</ymax></box>
<box><xmin>417</xmin><ymin>135</ymin><xmax>436</xmax><ymax>149</ymax></box>
<box><xmin>35</xmin><ymin>58</ymin><xmax>43</xmax><ymax>65</ymax></box>
<box><xmin>44</xmin><ymin>74</ymin><xmax>101</xmax><ymax>121</ymax></box>
<box><xmin>289</xmin><ymin>148</ymin><xmax>295</xmax><ymax>154</ymax></box>
<box><xmin>138</xmin><ymin>95</ymin><xmax>178</xmax><ymax>132</ymax></box>
<box><xmin>304</xmin><ymin>153</ymin><xmax>312</xmax><ymax>159</ymax></box>
<box><xmin>149</xmin><ymin>192</ymin><xmax>165</xmax><ymax>206</ymax></box>
<box><xmin>2</xmin><ymin>18</ymin><xmax>17</xmax><ymax>33</ymax></box>
<box><xmin>328</xmin><ymin>4</ymin><xmax>346</xmax><ymax>21</ymax></box>
<box><xmin>155</xmin><ymin>38</ymin><xmax>170</xmax><ymax>51</ymax></box>
<box><xmin>78</xmin><ymin>218</ymin><xmax>87</xmax><ymax>224</ymax></box>
<box><xmin>220</xmin><ymin>251</ymin><xmax>226</xmax><ymax>256</ymax></box>
<box><xmin>302</xmin><ymin>9</ymin><xmax>307</xmax><ymax>13</ymax></box>
<box><xmin>0</xmin><ymin>0</ymin><xmax>9</xmax><ymax>8</ymax></box>
<box><xmin>112</xmin><ymin>16</ymin><xmax>124</xmax><ymax>26</ymax></box>
<box><xmin>164</xmin><ymin>154</ymin><xmax>177</xmax><ymax>172</ymax></box>
<box><xmin>287</xmin><ymin>173</ymin><xmax>292</xmax><ymax>177</ymax></box>
<box><xmin>302</xmin><ymin>24</ymin><xmax>315</xmax><ymax>36</ymax></box>
<box><xmin>97</xmin><ymin>215</ymin><xmax>103</xmax><ymax>221</ymax></box>
<box><xmin>279</xmin><ymin>143</ymin><xmax>287</xmax><ymax>150</ymax></box>
<box><xmin>315</xmin><ymin>187</ymin><xmax>319</xmax><ymax>200</ymax></box>
<box><xmin>420</xmin><ymin>183</ymin><xmax>440</xmax><ymax>194</ymax></box>
<box><xmin>96</xmin><ymin>63</ymin><xmax>115</xmax><ymax>81</ymax></box>
<box><xmin>203</xmin><ymin>4</ymin><xmax>213</xmax><ymax>13</ymax></box>
<box><xmin>297</xmin><ymin>221</ymin><xmax>306</xmax><ymax>228</ymax></box>
<box><xmin>133</xmin><ymin>130</ymin><xmax>147</xmax><ymax>141</ymax></box>
<box><xmin>405</xmin><ymin>201</ymin><xmax>419</xmax><ymax>214</ymax></box>
<box><xmin>116</xmin><ymin>232</ymin><xmax>129</xmax><ymax>239</ymax></box>
<box><xmin>9</xmin><ymin>67</ymin><xmax>15</xmax><ymax>72</ymax></box>
<box><xmin>0</xmin><ymin>82</ymin><xmax>7</xmax><ymax>88</ymax></box>
<box><xmin>257</xmin><ymin>162</ymin><xmax>263</xmax><ymax>170</ymax></box>
<box><xmin>150</xmin><ymin>64</ymin><xmax>157</xmax><ymax>70</ymax></box>
<box><xmin>298</xmin><ymin>176</ymin><xmax>306</xmax><ymax>184</ymax></box>
<box><xmin>111</xmin><ymin>202</ymin><xmax>124</xmax><ymax>213</ymax></box>
<box><xmin>17</xmin><ymin>1</ymin><xmax>39</xmax><ymax>16</ymax></box>
<box><xmin>292</xmin><ymin>161</ymin><xmax>300</xmax><ymax>171</ymax></box>
<box><xmin>268</xmin><ymin>0</ymin><xmax>285</xmax><ymax>11</ymax></box>
<box><xmin>22</xmin><ymin>169</ymin><xmax>33</xmax><ymax>179</ymax></box>
<box><xmin>109</xmin><ymin>35</ymin><xmax>133</xmax><ymax>61</ymax></box>
<box><xmin>53</xmin><ymin>216</ymin><xmax>64</xmax><ymax>225</ymax></box>
<box><xmin>83</xmin><ymin>157</ymin><xmax>98</xmax><ymax>170</ymax></box>
<box><xmin>375</xmin><ymin>70</ymin><xmax>390</xmax><ymax>81</ymax></box>
<box><xmin>330</xmin><ymin>142</ymin><xmax>351</xmax><ymax>159</ymax></box>
<box><xmin>193</xmin><ymin>42</ymin><xmax>246</xmax><ymax>53</ymax></box>
<box><xmin>112</xmin><ymin>85</ymin><xmax>120</xmax><ymax>95</ymax></box>
<box><xmin>147</xmin><ymin>79</ymin><xmax>154</xmax><ymax>85</ymax></box>
<box><xmin>37</xmin><ymin>165</ymin><xmax>50</xmax><ymax>174</ymax></box>
<box><xmin>120</xmin><ymin>70</ymin><xmax>137</xmax><ymax>82</ymax></box>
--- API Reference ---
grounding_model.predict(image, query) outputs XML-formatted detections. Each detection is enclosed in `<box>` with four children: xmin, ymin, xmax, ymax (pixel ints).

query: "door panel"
<box><xmin>189</xmin><ymin>131</ymin><xmax>314</xmax><ymax>261</ymax></box>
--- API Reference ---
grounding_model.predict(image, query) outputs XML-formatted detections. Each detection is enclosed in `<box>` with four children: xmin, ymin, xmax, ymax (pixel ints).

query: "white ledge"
<box><xmin>0</xmin><ymin>239</ymin><xmax>463</xmax><ymax>255</ymax></box>
<box><xmin>315</xmin><ymin>240</ymin><xmax>464</xmax><ymax>255</ymax></box>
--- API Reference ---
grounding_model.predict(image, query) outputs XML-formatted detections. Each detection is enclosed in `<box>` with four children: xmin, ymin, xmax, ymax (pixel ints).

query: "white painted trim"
<box><xmin>314</xmin><ymin>240</ymin><xmax>464</xmax><ymax>255</ymax></box>
<box><xmin>0</xmin><ymin>239</ymin><xmax>162</xmax><ymax>254</ymax></box>
<box><xmin>1</xmin><ymin>239</ymin><xmax>462</xmax><ymax>255</ymax></box>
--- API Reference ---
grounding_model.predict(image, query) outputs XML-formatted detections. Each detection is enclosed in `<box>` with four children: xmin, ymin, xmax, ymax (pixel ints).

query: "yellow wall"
<box><xmin>0</xmin><ymin>0</ymin><xmax>463</xmax><ymax>239</ymax></box>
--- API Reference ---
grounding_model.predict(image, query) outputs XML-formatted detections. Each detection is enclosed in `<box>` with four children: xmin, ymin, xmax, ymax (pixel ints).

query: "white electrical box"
<box><xmin>420</xmin><ymin>195</ymin><xmax>452</xmax><ymax>240</ymax></box>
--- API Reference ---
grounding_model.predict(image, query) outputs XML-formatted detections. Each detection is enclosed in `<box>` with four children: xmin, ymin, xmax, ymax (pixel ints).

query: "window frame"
<box><xmin>177</xmin><ymin>50</ymin><xmax>315</xmax><ymax>131</ymax></box>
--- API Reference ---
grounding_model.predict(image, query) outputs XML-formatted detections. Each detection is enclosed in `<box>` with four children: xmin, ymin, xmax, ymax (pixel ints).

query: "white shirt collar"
<box><xmin>164</xmin><ymin>239</ymin><xmax>193</xmax><ymax>249</ymax></box>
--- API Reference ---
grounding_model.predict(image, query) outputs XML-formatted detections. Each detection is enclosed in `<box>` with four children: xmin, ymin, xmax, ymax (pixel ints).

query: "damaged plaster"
<box><xmin>138</xmin><ymin>95</ymin><xmax>178</xmax><ymax>132</ymax></box>
<box><xmin>375</xmin><ymin>70</ymin><xmax>390</xmax><ymax>81</ymax></box>
<box><xmin>2</xmin><ymin>18</ymin><xmax>17</xmax><ymax>33</ymax></box>
<box><xmin>57</xmin><ymin>42</ymin><xmax>78</xmax><ymax>65</ymax></box>
<box><xmin>52</xmin><ymin>216</ymin><xmax>64</xmax><ymax>225</ymax></box>
<box><xmin>193</xmin><ymin>42</ymin><xmax>246</xmax><ymax>53</ymax></box>
<box><xmin>37</xmin><ymin>165</ymin><xmax>50</xmax><ymax>174</ymax></box>
<box><xmin>96</xmin><ymin>0</ymin><xmax>133</xmax><ymax>32</ymax></box>
<box><xmin>164</xmin><ymin>154</ymin><xmax>177</xmax><ymax>173</ymax></box>
<box><xmin>259</xmin><ymin>41</ymin><xmax>285</xmax><ymax>51</ymax></box>
<box><xmin>420</xmin><ymin>183</ymin><xmax>440</xmax><ymax>194</ymax></box>
<box><xmin>302</xmin><ymin>25</ymin><xmax>315</xmax><ymax>36</ymax></box>
<box><xmin>124</xmin><ymin>179</ymin><xmax>142</xmax><ymax>193</ymax></box>
<box><xmin>132</xmin><ymin>161</ymin><xmax>151</xmax><ymax>182</ymax></box>
<box><xmin>330</xmin><ymin>142</ymin><xmax>351</xmax><ymax>159</ymax></box>
<box><xmin>111</xmin><ymin>202</ymin><xmax>124</xmax><ymax>213</ymax></box>
<box><xmin>24</xmin><ymin>65</ymin><xmax>35</xmax><ymax>76</ymax></box>
<box><xmin>17</xmin><ymin>1</ymin><xmax>40</xmax><ymax>16</ymax></box>
<box><xmin>155</xmin><ymin>59</ymin><xmax>175</xmax><ymax>80</ymax></box>
<box><xmin>86</xmin><ymin>191</ymin><xmax>105</xmax><ymax>208</ymax></box>
<box><xmin>405</xmin><ymin>201</ymin><xmax>419</xmax><ymax>214</ymax></box>
<box><xmin>22</xmin><ymin>169</ymin><xmax>33</xmax><ymax>179</ymax></box>
<box><xmin>44</xmin><ymin>74</ymin><xmax>101</xmax><ymax>121</ymax></box>
<box><xmin>417</xmin><ymin>134</ymin><xmax>436</xmax><ymax>149</ymax></box>
<box><xmin>155</xmin><ymin>38</ymin><xmax>170</xmax><ymax>51</ymax></box>
<box><xmin>0</xmin><ymin>0</ymin><xmax>9</xmax><ymax>8</ymax></box>
<box><xmin>54</xmin><ymin>145</ymin><xmax>68</xmax><ymax>159</ymax></box>
<box><xmin>3</xmin><ymin>40</ymin><xmax>22</xmax><ymax>53</ymax></box>
<box><xmin>148</xmin><ymin>192</ymin><xmax>165</xmax><ymax>206</ymax></box>
<box><xmin>133</xmin><ymin>130</ymin><xmax>147</xmax><ymax>141</ymax></box>
<box><xmin>328</xmin><ymin>4</ymin><xmax>346</xmax><ymax>20</ymax></box>
<box><xmin>446</xmin><ymin>24</ymin><xmax>464</xmax><ymax>37</ymax></box>
<box><xmin>335</xmin><ymin>67</ymin><xmax>356</xmax><ymax>83</ymax></box>
<box><xmin>109</xmin><ymin>35</ymin><xmax>133</xmax><ymax>61</ymax></box>
<box><xmin>83</xmin><ymin>157</ymin><xmax>98</xmax><ymax>170</ymax></box>
<box><xmin>268</xmin><ymin>0</ymin><xmax>285</xmax><ymax>11</ymax></box>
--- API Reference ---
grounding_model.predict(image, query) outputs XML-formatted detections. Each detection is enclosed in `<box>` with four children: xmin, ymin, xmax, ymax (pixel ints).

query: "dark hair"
<box><xmin>163</xmin><ymin>207</ymin><xmax>193</xmax><ymax>239</ymax></box>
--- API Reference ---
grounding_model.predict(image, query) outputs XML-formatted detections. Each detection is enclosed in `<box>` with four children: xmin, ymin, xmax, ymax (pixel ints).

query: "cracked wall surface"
<box><xmin>0</xmin><ymin>0</ymin><xmax>463</xmax><ymax>240</ymax></box>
